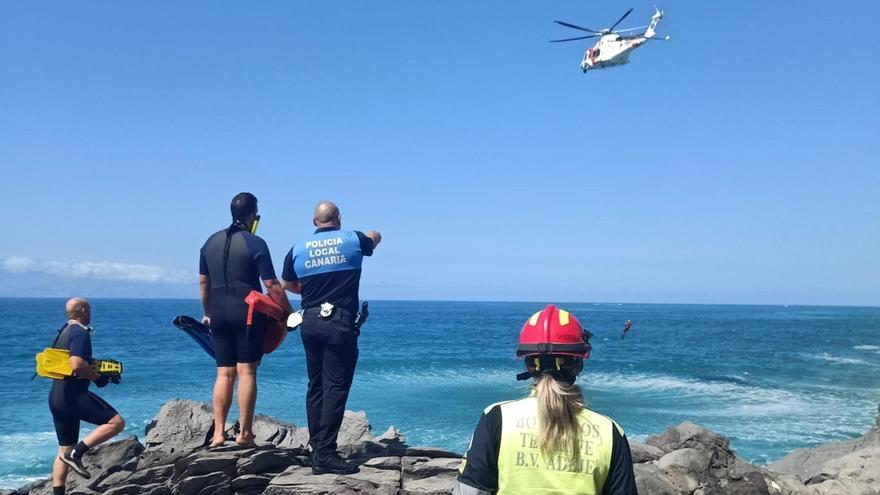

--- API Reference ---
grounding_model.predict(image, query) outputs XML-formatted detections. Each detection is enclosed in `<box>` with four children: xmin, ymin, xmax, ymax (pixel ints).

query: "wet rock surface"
<box><xmin>12</xmin><ymin>400</ymin><xmax>880</xmax><ymax>494</ymax></box>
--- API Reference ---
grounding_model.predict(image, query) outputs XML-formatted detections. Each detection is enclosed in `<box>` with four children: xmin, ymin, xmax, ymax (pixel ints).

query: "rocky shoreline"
<box><xmin>6</xmin><ymin>400</ymin><xmax>878</xmax><ymax>495</ymax></box>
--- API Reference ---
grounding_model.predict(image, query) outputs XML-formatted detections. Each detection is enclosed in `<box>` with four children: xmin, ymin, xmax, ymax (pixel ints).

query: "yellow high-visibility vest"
<box><xmin>497</xmin><ymin>397</ymin><xmax>620</xmax><ymax>495</ymax></box>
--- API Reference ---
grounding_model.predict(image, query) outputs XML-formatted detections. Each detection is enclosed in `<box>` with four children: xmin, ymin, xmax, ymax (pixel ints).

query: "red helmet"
<box><xmin>516</xmin><ymin>304</ymin><xmax>592</xmax><ymax>359</ymax></box>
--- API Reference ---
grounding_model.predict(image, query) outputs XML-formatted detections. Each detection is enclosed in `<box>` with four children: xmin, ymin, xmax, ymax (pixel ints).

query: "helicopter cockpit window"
<box><xmin>594</xmin><ymin>49</ymin><xmax>600</xmax><ymax>57</ymax></box>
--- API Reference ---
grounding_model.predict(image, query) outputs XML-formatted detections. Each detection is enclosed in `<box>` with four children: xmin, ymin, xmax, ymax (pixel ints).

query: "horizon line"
<box><xmin>1</xmin><ymin>295</ymin><xmax>878</xmax><ymax>309</ymax></box>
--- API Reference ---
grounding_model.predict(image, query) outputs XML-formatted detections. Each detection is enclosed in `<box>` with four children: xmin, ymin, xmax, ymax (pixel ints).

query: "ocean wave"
<box><xmin>810</xmin><ymin>353</ymin><xmax>868</xmax><ymax>365</ymax></box>
<box><xmin>0</xmin><ymin>431</ymin><xmax>55</xmax><ymax>444</ymax></box>
<box><xmin>356</xmin><ymin>366</ymin><xmax>513</xmax><ymax>387</ymax></box>
<box><xmin>853</xmin><ymin>345</ymin><xmax>880</xmax><ymax>351</ymax></box>
<box><xmin>0</xmin><ymin>475</ymin><xmax>46</xmax><ymax>490</ymax></box>
<box><xmin>583</xmin><ymin>371</ymin><xmax>824</xmax><ymax>415</ymax></box>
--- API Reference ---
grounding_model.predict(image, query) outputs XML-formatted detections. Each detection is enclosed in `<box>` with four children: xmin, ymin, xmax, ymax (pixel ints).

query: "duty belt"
<box><xmin>303</xmin><ymin>304</ymin><xmax>355</xmax><ymax>323</ymax></box>
<box><xmin>302</xmin><ymin>302</ymin><xmax>369</xmax><ymax>331</ymax></box>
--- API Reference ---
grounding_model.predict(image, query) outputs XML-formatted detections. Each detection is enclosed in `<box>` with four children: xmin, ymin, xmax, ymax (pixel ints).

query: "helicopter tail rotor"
<box><xmin>645</xmin><ymin>7</ymin><xmax>664</xmax><ymax>38</ymax></box>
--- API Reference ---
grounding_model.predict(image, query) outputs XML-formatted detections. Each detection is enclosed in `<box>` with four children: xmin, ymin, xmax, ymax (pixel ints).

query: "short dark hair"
<box><xmin>230</xmin><ymin>192</ymin><xmax>258</xmax><ymax>222</ymax></box>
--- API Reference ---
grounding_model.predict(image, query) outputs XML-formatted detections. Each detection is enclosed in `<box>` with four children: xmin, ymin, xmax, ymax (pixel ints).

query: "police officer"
<box><xmin>282</xmin><ymin>200</ymin><xmax>381</xmax><ymax>474</ymax></box>
<box><xmin>454</xmin><ymin>305</ymin><xmax>637</xmax><ymax>495</ymax></box>
<box><xmin>49</xmin><ymin>298</ymin><xmax>125</xmax><ymax>494</ymax></box>
<box><xmin>200</xmin><ymin>192</ymin><xmax>292</xmax><ymax>447</ymax></box>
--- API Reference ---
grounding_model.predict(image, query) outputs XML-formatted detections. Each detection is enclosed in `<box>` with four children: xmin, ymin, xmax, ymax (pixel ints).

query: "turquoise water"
<box><xmin>1</xmin><ymin>298</ymin><xmax>879</xmax><ymax>488</ymax></box>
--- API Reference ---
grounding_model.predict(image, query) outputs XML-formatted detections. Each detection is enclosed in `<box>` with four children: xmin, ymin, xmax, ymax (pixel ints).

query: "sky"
<box><xmin>1</xmin><ymin>1</ymin><xmax>878</xmax><ymax>305</ymax></box>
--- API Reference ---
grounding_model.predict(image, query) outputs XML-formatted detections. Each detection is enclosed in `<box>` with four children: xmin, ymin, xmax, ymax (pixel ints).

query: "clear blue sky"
<box><xmin>1</xmin><ymin>1</ymin><xmax>878</xmax><ymax>305</ymax></box>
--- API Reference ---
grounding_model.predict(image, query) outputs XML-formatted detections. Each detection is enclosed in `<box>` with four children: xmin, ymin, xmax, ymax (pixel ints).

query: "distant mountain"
<box><xmin>0</xmin><ymin>271</ymin><xmax>197</xmax><ymax>299</ymax></box>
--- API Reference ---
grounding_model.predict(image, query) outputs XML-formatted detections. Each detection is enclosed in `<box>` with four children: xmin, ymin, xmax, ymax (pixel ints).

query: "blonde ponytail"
<box><xmin>534</xmin><ymin>374</ymin><xmax>585</xmax><ymax>457</ymax></box>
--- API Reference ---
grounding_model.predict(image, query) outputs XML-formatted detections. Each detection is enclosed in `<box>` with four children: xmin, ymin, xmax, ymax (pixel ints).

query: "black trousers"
<box><xmin>300</xmin><ymin>310</ymin><xmax>359</xmax><ymax>454</ymax></box>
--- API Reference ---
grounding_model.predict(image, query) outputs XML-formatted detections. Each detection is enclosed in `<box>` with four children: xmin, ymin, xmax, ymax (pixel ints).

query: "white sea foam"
<box><xmin>0</xmin><ymin>431</ymin><xmax>55</xmax><ymax>444</ymax></box>
<box><xmin>0</xmin><ymin>431</ymin><xmax>56</xmax><ymax>489</ymax></box>
<box><xmin>585</xmin><ymin>372</ymin><xmax>819</xmax><ymax>417</ymax></box>
<box><xmin>0</xmin><ymin>475</ymin><xmax>46</xmax><ymax>490</ymax></box>
<box><xmin>853</xmin><ymin>345</ymin><xmax>880</xmax><ymax>351</ymax></box>
<box><xmin>811</xmin><ymin>353</ymin><xmax>868</xmax><ymax>365</ymax></box>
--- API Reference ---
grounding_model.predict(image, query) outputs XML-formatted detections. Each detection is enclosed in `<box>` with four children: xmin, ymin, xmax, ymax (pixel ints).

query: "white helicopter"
<box><xmin>551</xmin><ymin>7</ymin><xmax>669</xmax><ymax>73</ymax></box>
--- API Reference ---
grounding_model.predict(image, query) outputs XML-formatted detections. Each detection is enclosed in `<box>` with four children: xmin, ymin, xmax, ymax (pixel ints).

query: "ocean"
<box><xmin>1</xmin><ymin>298</ymin><xmax>878</xmax><ymax>489</ymax></box>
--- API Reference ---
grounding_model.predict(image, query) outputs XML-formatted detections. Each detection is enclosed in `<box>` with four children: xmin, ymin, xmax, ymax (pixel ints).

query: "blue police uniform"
<box><xmin>282</xmin><ymin>227</ymin><xmax>374</xmax><ymax>456</ymax></box>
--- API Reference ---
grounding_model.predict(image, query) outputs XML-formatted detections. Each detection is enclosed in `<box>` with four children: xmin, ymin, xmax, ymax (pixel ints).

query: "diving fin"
<box><xmin>35</xmin><ymin>348</ymin><xmax>70</xmax><ymax>379</ymax></box>
<box><xmin>35</xmin><ymin>348</ymin><xmax>124</xmax><ymax>380</ymax></box>
<box><xmin>173</xmin><ymin>315</ymin><xmax>215</xmax><ymax>359</ymax></box>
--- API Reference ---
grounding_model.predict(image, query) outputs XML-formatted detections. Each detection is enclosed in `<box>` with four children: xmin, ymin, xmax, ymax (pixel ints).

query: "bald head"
<box><xmin>313</xmin><ymin>201</ymin><xmax>341</xmax><ymax>228</ymax></box>
<box><xmin>66</xmin><ymin>297</ymin><xmax>91</xmax><ymax>325</ymax></box>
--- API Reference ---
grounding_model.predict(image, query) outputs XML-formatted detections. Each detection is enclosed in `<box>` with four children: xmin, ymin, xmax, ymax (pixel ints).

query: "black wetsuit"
<box><xmin>200</xmin><ymin>223</ymin><xmax>277</xmax><ymax>366</ymax></box>
<box><xmin>47</xmin><ymin>323</ymin><xmax>118</xmax><ymax>446</ymax></box>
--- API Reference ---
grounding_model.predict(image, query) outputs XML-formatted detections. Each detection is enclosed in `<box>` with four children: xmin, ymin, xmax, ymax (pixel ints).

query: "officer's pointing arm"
<box><xmin>366</xmin><ymin>230</ymin><xmax>382</xmax><ymax>248</ymax></box>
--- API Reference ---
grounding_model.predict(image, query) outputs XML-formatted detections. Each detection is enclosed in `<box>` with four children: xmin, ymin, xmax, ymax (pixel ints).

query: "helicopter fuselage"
<box><xmin>581</xmin><ymin>34</ymin><xmax>647</xmax><ymax>72</ymax></box>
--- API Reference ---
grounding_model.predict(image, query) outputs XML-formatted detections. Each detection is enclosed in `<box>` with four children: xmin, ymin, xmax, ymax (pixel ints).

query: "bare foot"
<box><xmin>209</xmin><ymin>436</ymin><xmax>227</xmax><ymax>448</ymax></box>
<box><xmin>235</xmin><ymin>432</ymin><xmax>256</xmax><ymax>446</ymax></box>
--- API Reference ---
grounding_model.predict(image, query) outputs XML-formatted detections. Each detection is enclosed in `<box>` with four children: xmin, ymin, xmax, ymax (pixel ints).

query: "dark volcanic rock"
<box><xmin>236</xmin><ymin>447</ymin><xmax>301</xmax><ymax>475</ymax></box>
<box><xmin>264</xmin><ymin>465</ymin><xmax>399</xmax><ymax>495</ymax></box>
<box><xmin>64</xmin><ymin>436</ymin><xmax>144</xmax><ymax>494</ymax></box>
<box><xmin>103</xmin><ymin>483</ymin><xmax>170</xmax><ymax>495</ymax></box>
<box><xmin>769</xmin><ymin>425</ymin><xmax>880</xmax><ymax>482</ymax></box>
<box><xmin>171</xmin><ymin>471</ymin><xmax>232</xmax><ymax>494</ymax></box>
<box><xmin>16</xmin><ymin>400</ymin><xmax>880</xmax><ymax>495</ymax></box>
<box><xmin>251</xmin><ymin>413</ymin><xmax>310</xmax><ymax>449</ymax></box>
<box><xmin>402</xmin><ymin>456</ymin><xmax>460</xmax><ymax>494</ymax></box>
<box><xmin>404</xmin><ymin>447</ymin><xmax>462</xmax><ymax>459</ymax></box>
<box><xmin>121</xmin><ymin>463</ymin><xmax>174</xmax><ymax>486</ymax></box>
<box><xmin>141</xmin><ymin>400</ymin><xmax>214</xmax><ymax>467</ymax></box>
<box><xmin>231</xmin><ymin>473</ymin><xmax>274</xmax><ymax>495</ymax></box>
<box><xmin>648</xmin><ymin>421</ymin><xmax>737</xmax><ymax>473</ymax></box>
<box><xmin>768</xmin><ymin>405</ymin><xmax>880</xmax><ymax>495</ymax></box>
<box><xmin>629</xmin><ymin>440</ymin><xmax>665</xmax><ymax>463</ymax></box>
<box><xmin>172</xmin><ymin>450</ymin><xmax>239</xmax><ymax>479</ymax></box>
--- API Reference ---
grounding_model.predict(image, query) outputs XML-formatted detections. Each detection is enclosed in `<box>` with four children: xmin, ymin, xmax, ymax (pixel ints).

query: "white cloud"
<box><xmin>1</xmin><ymin>257</ymin><xmax>194</xmax><ymax>284</ymax></box>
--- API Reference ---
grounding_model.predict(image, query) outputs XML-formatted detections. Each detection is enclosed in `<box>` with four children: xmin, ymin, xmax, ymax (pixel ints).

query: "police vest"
<box><xmin>497</xmin><ymin>397</ymin><xmax>619</xmax><ymax>495</ymax></box>
<box><xmin>291</xmin><ymin>229</ymin><xmax>364</xmax><ymax>278</ymax></box>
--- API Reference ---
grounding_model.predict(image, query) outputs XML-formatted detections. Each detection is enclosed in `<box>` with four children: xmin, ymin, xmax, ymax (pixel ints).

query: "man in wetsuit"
<box><xmin>200</xmin><ymin>192</ymin><xmax>292</xmax><ymax>447</ymax></box>
<box><xmin>49</xmin><ymin>298</ymin><xmax>125</xmax><ymax>494</ymax></box>
<box><xmin>282</xmin><ymin>200</ymin><xmax>381</xmax><ymax>474</ymax></box>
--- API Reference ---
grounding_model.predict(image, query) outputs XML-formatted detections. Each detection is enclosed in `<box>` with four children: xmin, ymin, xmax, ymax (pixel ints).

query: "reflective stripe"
<box><xmin>558</xmin><ymin>310</ymin><xmax>570</xmax><ymax>326</ymax></box>
<box><xmin>528</xmin><ymin>311</ymin><xmax>541</xmax><ymax>326</ymax></box>
<box><xmin>497</xmin><ymin>397</ymin><xmax>617</xmax><ymax>495</ymax></box>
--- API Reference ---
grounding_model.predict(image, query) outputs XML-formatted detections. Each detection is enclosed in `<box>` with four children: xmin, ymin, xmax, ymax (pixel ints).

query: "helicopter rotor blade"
<box><xmin>608</xmin><ymin>7</ymin><xmax>634</xmax><ymax>32</ymax></box>
<box><xmin>614</xmin><ymin>25</ymin><xmax>648</xmax><ymax>33</ymax></box>
<box><xmin>549</xmin><ymin>34</ymin><xmax>600</xmax><ymax>43</ymax></box>
<box><xmin>553</xmin><ymin>20</ymin><xmax>601</xmax><ymax>33</ymax></box>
